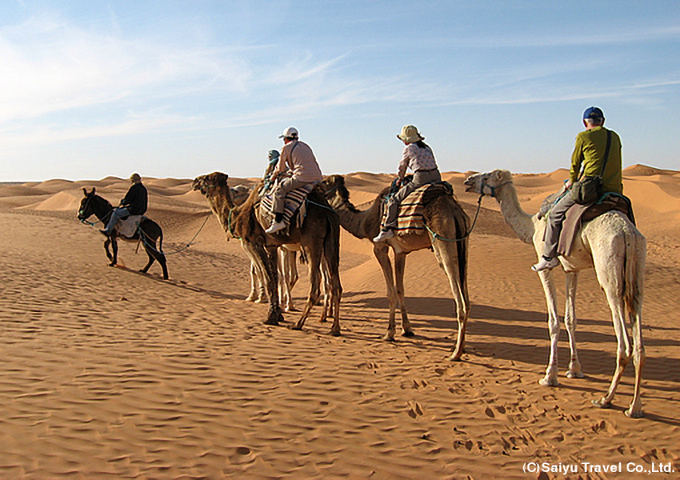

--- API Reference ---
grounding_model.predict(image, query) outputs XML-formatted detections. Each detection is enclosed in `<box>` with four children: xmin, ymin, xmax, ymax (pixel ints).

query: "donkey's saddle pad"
<box><xmin>117</xmin><ymin>215</ymin><xmax>144</xmax><ymax>238</ymax></box>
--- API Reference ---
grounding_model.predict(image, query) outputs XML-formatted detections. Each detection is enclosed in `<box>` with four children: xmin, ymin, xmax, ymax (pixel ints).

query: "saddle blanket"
<box><xmin>116</xmin><ymin>215</ymin><xmax>144</xmax><ymax>238</ymax></box>
<box><xmin>381</xmin><ymin>182</ymin><xmax>454</xmax><ymax>235</ymax></box>
<box><xmin>557</xmin><ymin>194</ymin><xmax>636</xmax><ymax>256</ymax></box>
<box><xmin>260</xmin><ymin>183</ymin><xmax>314</xmax><ymax>231</ymax></box>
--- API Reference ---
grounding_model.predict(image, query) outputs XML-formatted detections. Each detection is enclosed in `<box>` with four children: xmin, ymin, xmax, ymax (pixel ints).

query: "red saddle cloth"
<box><xmin>557</xmin><ymin>194</ymin><xmax>636</xmax><ymax>256</ymax></box>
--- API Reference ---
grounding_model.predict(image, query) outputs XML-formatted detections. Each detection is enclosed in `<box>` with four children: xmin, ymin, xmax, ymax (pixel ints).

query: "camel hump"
<box><xmin>418</xmin><ymin>181</ymin><xmax>454</xmax><ymax>205</ymax></box>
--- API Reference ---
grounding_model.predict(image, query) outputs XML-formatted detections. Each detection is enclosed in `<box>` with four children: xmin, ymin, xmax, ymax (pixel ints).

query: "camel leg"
<box><xmin>592</xmin><ymin>285</ymin><xmax>632</xmax><ymax>410</ymax></box>
<box><xmin>242</xmin><ymin>242</ymin><xmax>267</xmax><ymax>303</ymax></box>
<box><xmin>279</xmin><ymin>249</ymin><xmax>297</xmax><ymax>312</ymax></box>
<box><xmin>394</xmin><ymin>252</ymin><xmax>414</xmax><ymax>337</ymax></box>
<box><xmin>260</xmin><ymin>245</ymin><xmax>283</xmax><ymax>326</ymax></box>
<box><xmin>245</xmin><ymin>262</ymin><xmax>265</xmax><ymax>302</ymax></box>
<box><xmin>293</xmin><ymin>242</ymin><xmax>323</xmax><ymax>332</ymax></box>
<box><xmin>626</xmin><ymin>307</ymin><xmax>645</xmax><ymax>418</ymax></box>
<box><xmin>373</xmin><ymin>244</ymin><xmax>398</xmax><ymax>341</ymax></box>
<box><xmin>537</xmin><ymin>268</ymin><xmax>561</xmax><ymax>386</ymax></box>
<box><xmin>564</xmin><ymin>272</ymin><xmax>583</xmax><ymax>378</ymax></box>
<box><xmin>321</xmin><ymin>248</ymin><xmax>342</xmax><ymax>336</ymax></box>
<box><xmin>432</xmin><ymin>242</ymin><xmax>470</xmax><ymax>361</ymax></box>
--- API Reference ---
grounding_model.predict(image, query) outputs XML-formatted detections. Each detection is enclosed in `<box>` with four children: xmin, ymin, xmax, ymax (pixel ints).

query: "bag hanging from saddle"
<box><xmin>571</xmin><ymin>129</ymin><xmax>611</xmax><ymax>205</ymax></box>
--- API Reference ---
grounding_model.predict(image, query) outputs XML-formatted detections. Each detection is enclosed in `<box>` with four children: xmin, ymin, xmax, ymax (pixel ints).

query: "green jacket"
<box><xmin>570</xmin><ymin>126</ymin><xmax>623</xmax><ymax>194</ymax></box>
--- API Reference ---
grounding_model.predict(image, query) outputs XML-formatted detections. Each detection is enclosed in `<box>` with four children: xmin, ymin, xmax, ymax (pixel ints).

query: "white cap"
<box><xmin>279</xmin><ymin>126</ymin><xmax>299</xmax><ymax>139</ymax></box>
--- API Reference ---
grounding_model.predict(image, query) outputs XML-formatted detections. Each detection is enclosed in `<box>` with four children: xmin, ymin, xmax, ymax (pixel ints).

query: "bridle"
<box><xmin>480</xmin><ymin>177</ymin><xmax>513</xmax><ymax>198</ymax></box>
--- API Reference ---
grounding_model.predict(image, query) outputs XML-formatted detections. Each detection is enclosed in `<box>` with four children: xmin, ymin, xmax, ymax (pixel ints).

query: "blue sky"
<box><xmin>1</xmin><ymin>1</ymin><xmax>678</xmax><ymax>181</ymax></box>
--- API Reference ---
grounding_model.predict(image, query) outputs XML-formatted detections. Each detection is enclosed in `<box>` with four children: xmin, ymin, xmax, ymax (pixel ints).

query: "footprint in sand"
<box><xmin>407</xmin><ymin>400</ymin><xmax>423</xmax><ymax>418</ymax></box>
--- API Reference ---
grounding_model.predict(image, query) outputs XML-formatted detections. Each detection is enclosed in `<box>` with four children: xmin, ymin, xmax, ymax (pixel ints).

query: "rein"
<box><xmin>425</xmin><ymin>193</ymin><xmax>484</xmax><ymax>243</ymax></box>
<box><xmin>423</xmin><ymin>177</ymin><xmax>513</xmax><ymax>242</ymax></box>
<box><xmin>227</xmin><ymin>207</ymin><xmax>241</xmax><ymax>240</ymax></box>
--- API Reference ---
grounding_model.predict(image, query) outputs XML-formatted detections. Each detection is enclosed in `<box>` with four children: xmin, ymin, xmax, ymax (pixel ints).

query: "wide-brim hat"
<box><xmin>397</xmin><ymin>125</ymin><xmax>424</xmax><ymax>143</ymax></box>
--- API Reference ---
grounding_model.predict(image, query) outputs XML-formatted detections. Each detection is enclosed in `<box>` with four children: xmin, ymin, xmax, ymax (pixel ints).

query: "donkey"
<box><xmin>78</xmin><ymin>188</ymin><xmax>169</xmax><ymax>279</ymax></box>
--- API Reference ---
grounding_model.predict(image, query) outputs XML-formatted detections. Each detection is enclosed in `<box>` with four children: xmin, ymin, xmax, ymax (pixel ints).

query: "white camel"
<box><xmin>465</xmin><ymin>169</ymin><xmax>646</xmax><ymax>418</ymax></box>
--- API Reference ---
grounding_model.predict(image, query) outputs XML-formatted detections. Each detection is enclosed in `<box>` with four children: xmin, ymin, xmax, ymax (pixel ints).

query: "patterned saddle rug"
<box><xmin>557</xmin><ymin>194</ymin><xmax>636</xmax><ymax>256</ymax></box>
<box><xmin>115</xmin><ymin>215</ymin><xmax>144</xmax><ymax>238</ymax></box>
<box><xmin>260</xmin><ymin>183</ymin><xmax>314</xmax><ymax>233</ymax></box>
<box><xmin>381</xmin><ymin>181</ymin><xmax>454</xmax><ymax>235</ymax></box>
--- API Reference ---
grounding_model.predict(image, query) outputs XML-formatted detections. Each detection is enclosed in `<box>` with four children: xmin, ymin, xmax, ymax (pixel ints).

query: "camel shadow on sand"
<box><xmin>342</xmin><ymin>293</ymin><xmax>680</xmax><ymax>387</ymax></box>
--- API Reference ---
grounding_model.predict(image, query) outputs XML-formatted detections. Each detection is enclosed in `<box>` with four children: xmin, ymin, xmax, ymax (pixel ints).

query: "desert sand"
<box><xmin>1</xmin><ymin>166</ymin><xmax>679</xmax><ymax>479</ymax></box>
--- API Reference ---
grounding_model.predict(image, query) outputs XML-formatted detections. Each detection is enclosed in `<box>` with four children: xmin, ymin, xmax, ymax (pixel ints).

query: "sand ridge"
<box><xmin>0</xmin><ymin>166</ymin><xmax>679</xmax><ymax>478</ymax></box>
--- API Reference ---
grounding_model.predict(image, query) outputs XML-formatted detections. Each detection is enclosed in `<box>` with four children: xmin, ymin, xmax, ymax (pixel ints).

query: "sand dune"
<box><xmin>1</xmin><ymin>166</ymin><xmax>679</xmax><ymax>478</ymax></box>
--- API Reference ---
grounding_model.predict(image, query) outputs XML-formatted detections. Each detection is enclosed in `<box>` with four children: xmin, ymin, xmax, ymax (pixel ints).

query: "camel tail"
<box><xmin>454</xmin><ymin>206</ymin><xmax>469</xmax><ymax>289</ymax></box>
<box><xmin>624</xmin><ymin>228</ymin><xmax>646</xmax><ymax>316</ymax></box>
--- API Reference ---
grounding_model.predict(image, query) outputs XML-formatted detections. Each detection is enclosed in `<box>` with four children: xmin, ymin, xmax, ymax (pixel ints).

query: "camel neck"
<box><xmin>495</xmin><ymin>183</ymin><xmax>536</xmax><ymax>245</ymax></box>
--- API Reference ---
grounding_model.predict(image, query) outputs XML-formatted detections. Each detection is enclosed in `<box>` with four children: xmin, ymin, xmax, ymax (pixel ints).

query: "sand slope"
<box><xmin>0</xmin><ymin>166</ymin><xmax>679</xmax><ymax>479</ymax></box>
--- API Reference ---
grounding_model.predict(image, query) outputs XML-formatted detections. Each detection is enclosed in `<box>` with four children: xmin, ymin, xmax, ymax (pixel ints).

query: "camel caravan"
<box><xmin>80</xmin><ymin>116</ymin><xmax>647</xmax><ymax>418</ymax></box>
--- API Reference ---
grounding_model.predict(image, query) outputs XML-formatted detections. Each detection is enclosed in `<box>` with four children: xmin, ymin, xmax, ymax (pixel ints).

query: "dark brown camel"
<box><xmin>192</xmin><ymin>172</ymin><xmax>342</xmax><ymax>334</ymax></box>
<box><xmin>78</xmin><ymin>188</ymin><xmax>169</xmax><ymax>279</ymax></box>
<box><xmin>322</xmin><ymin>175</ymin><xmax>470</xmax><ymax>360</ymax></box>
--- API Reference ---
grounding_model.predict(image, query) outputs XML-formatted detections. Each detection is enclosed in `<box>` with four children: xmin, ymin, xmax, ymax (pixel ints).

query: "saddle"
<box><xmin>557</xmin><ymin>194</ymin><xmax>636</xmax><ymax>256</ymax></box>
<box><xmin>116</xmin><ymin>215</ymin><xmax>144</xmax><ymax>238</ymax></box>
<box><xmin>381</xmin><ymin>181</ymin><xmax>454</xmax><ymax>235</ymax></box>
<box><xmin>259</xmin><ymin>183</ymin><xmax>314</xmax><ymax>234</ymax></box>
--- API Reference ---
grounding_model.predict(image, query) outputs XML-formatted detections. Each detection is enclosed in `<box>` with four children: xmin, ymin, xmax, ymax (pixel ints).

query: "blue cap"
<box><xmin>583</xmin><ymin>106</ymin><xmax>604</xmax><ymax>120</ymax></box>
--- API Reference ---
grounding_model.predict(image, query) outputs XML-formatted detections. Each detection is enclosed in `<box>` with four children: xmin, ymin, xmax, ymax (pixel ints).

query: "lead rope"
<box><xmin>425</xmin><ymin>192</ymin><xmax>484</xmax><ymax>243</ymax></box>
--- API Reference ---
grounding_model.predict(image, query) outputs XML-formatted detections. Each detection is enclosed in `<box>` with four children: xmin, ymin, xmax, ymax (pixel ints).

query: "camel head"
<box><xmin>192</xmin><ymin>172</ymin><xmax>229</xmax><ymax>198</ymax></box>
<box><xmin>230</xmin><ymin>185</ymin><xmax>252</xmax><ymax>206</ymax></box>
<box><xmin>464</xmin><ymin>169</ymin><xmax>513</xmax><ymax>198</ymax></box>
<box><xmin>322</xmin><ymin>174</ymin><xmax>351</xmax><ymax>206</ymax></box>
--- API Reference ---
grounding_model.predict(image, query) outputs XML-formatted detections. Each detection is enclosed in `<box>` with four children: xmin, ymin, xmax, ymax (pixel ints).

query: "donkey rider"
<box><xmin>100</xmin><ymin>173</ymin><xmax>148</xmax><ymax>236</ymax></box>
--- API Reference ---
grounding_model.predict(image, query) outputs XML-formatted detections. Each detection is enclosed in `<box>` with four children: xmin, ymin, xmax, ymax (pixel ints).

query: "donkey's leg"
<box><xmin>140</xmin><ymin>243</ymin><xmax>156</xmax><ymax>273</ymax></box>
<box><xmin>110</xmin><ymin>237</ymin><xmax>119</xmax><ymax>267</ymax></box>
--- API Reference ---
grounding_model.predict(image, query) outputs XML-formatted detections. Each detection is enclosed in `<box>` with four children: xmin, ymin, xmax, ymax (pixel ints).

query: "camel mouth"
<box><xmin>463</xmin><ymin>180</ymin><xmax>476</xmax><ymax>193</ymax></box>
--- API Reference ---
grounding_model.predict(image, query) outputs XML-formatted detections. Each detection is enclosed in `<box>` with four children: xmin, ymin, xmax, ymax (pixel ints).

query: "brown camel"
<box><xmin>193</xmin><ymin>172</ymin><xmax>343</xmax><ymax>334</ymax></box>
<box><xmin>322</xmin><ymin>175</ymin><xmax>470</xmax><ymax>360</ymax></box>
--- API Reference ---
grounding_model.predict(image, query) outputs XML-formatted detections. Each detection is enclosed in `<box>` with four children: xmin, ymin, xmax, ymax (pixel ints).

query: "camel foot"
<box><xmin>264</xmin><ymin>319</ymin><xmax>279</xmax><ymax>326</ymax></box>
<box><xmin>245</xmin><ymin>294</ymin><xmax>257</xmax><ymax>302</ymax></box>
<box><xmin>566</xmin><ymin>370</ymin><xmax>585</xmax><ymax>379</ymax></box>
<box><xmin>539</xmin><ymin>377</ymin><xmax>559</xmax><ymax>387</ymax></box>
<box><xmin>108</xmin><ymin>263</ymin><xmax>116</xmax><ymax>267</ymax></box>
<box><xmin>402</xmin><ymin>329</ymin><xmax>415</xmax><ymax>338</ymax></box>
<box><xmin>591</xmin><ymin>398</ymin><xmax>612</xmax><ymax>409</ymax></box>
<box><xmin>382</xmin><ymin>333</ymin><xmax>396</xmax><ymax>342</ymax></box>
<box><xmin>330</xmin><ymin>328</ymin><xmax>341</xmax><ymax>337</ymax></box>
<box><xmin>625</xmin><ymin>407</ymin><xmax>644</xmax><ymax>419</ymax></box>
<box><xmin>448</xmin><ymin>353</ymin><xmax>463</xmax><ymax>362</ymax></box>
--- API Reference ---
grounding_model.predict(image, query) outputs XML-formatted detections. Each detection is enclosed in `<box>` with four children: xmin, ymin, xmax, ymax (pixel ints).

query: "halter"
<box><xmin>480</xmin><ymin>178</ymin><xmax>513</xmax><ymax>198</ymax></box>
